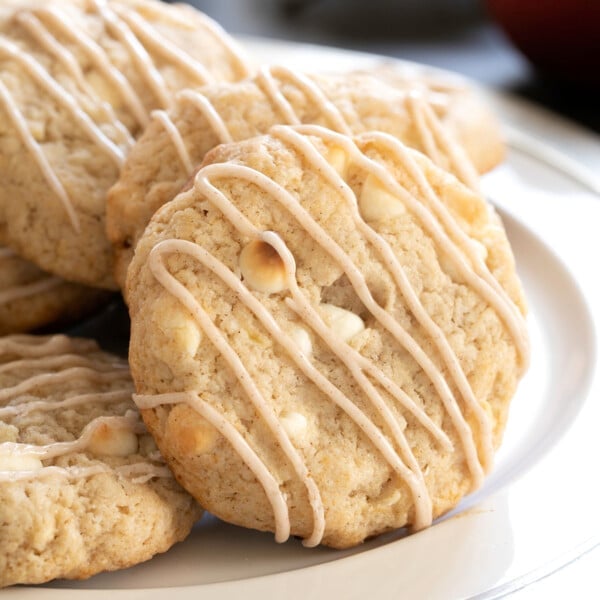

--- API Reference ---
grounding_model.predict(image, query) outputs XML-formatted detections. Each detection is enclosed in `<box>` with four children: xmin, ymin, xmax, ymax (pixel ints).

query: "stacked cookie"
<box><xmin>0</xmin><ymin>0</ymin><xmax>247</xmax><ymax>587</ymax></box>
<box><xmin>0</xmin><ymin>0</ymin><xmax>528</xmax><ymax>587</ymax></box>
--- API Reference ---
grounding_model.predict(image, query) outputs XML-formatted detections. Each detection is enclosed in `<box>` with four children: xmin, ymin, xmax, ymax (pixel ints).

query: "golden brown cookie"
<box><xmin>0</xmin><ymin>333</ymin><xmax>202</xmax><ymax>588</ymax></box>
<box><xmin>0</xmin><ymin>0</ymin><xmax>251</xmax><ymax>289</ymax></box>
<box><xmin>0</xmin><ymin>246</ymin><xmax>110</xmax><ymax>334</ymax></box>
<box><xmin>127</xmin><ymin>125</ymin><xmax>528</xmax><ymax>549</ymax></box>
<box><xmin>107</xmin><ymin>66</ymin><xmax>504</xmax><ymax>289</ymax></box>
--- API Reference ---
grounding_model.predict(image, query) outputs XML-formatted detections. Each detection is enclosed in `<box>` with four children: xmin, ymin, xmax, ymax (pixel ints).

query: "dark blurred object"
<box><xmin>487</xmin><ymin>0</ymin><xmax>600</xmax><ymax>89</ymax></box>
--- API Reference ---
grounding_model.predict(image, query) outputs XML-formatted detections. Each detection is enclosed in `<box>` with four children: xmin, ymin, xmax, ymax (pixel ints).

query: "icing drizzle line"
<box><xmin>0</xmin><ymin>246</ymin><xmax>63</xmax><ymax>306</ymax></box>
<box><xmin>134</xmin><ymin>126</ymin><xmax>529</xmax><ymax>546</ymax></box>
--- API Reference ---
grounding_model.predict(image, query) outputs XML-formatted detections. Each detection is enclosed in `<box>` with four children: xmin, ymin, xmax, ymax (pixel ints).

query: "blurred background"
<box><xmin>170</xmin><ymin>0</ymin><xmax>600</xmax><ymax>134</ymax></box>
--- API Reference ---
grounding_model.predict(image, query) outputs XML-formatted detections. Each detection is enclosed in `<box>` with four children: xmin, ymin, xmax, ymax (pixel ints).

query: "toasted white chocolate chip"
<box><xmin>88</xmin><ymin>424</ymin><xmax>139</xmax><ymax>457</ymax></box>
<box><xmin>359</xmin><ymin>174</ymin><xmax>406</xmax><ymax>221</ymax></box>
<box><xmin>289</xmin><ymin>325</ymin><xmax>312</xmax><ymax>356</ymax></box>
<box><xmin>326</xmin><ymin>145</ymin><xmax>348</xmax><ymax>177</ymax></box>
<box><xmin>168</xmin><ymin>414</ymin><xmax>219</xmax><ymax>456</ymax></box>
<box><xmin>320</xmin><ymin>303</ymin><xmax>365</xmax><ymax>342</ymax></box>
<box><xmin>280</xmin><ymin>411</ymin><xmax>308</xmax><ymax>441</ymax></box>
<box><xmin>239</xmin><ymin>240</ymin><xmax>287</xmax><ymax>294</ymax></box>
<box><xmin>0</xmin><ymin>453</ymin><xmax>43</xmax><ymax>471</ymax></box>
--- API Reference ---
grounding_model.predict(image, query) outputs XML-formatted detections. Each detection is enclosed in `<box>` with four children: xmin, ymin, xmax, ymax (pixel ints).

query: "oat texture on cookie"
<box><xmin>107</xmin><ymin>65</ymin><xmax>503</xmax><ymax>289</ymax></box>
<box><xmin>127</xmin><ymin>125</ymin><xmax>528</xmax><ymax>549</ymax></box>
<box><xmin>0</xmin><ymin>334</ymin><xmax>201</xmax><ymax>588</ymax></box>
<box><xmin>0</xmin><ymin>0</ymin><xmax>251</xmax><ymax>289</ymax></box>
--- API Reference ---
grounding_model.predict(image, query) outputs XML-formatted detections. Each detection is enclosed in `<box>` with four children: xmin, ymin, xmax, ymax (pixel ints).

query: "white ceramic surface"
<box><xmin>7</xmin><ymin>40</ymin><xmax>600</xmax><ymax>600</ymax></box>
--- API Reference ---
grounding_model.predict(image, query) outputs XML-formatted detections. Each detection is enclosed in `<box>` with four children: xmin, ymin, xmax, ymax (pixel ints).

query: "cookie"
<box><xmin>0</xmin><ymin>333</ymin><xmax>202</xmax><ymax>587</ymax></box>
<box><xmin>107</xmin><ymin>66</ymin><xmax>503</xmax><ymax>289</ymax></box>
<box><xmin>0</xmin><ymin>246</ymin><xmax>111</xmax><ymax>335</ymax></box>
<box><xmin>364</xmin><ymin>64</ymin><xmax>505</xmax><ymax>174</ymax></box>
<box><xmin>0</xmin><ymin>0</ymin><xmax>251</xmax><ymax>290</ymax></box>
<box><xmin>126</xmin><ymin>125</ymin><xmax>528</xmax><ymax>549</ymax></box>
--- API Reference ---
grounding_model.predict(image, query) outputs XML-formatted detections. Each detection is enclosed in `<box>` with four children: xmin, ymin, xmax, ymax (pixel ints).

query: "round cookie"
<box><xmin>0</xmin><ymin>246</ymin><xmax>111</xmax><ymax>335</ymax></box>
<box><xmin>127</xmin><ymin>125</ymin><xmax>528</xmax><ymax>549</ymax></box>
<box><xmin>0</xmin><ymin>333</ymin><xmax>202</xmax><ymax>587</ymax></box>
<box><xmin>107</xmin><ymin>65</ymin><xmax>503</xmax><ymax>289</ymax></box>
<box><xmin>0</xmin><ymin>0</ymin><xmax>251</xmax><ymax>289</ymax></box>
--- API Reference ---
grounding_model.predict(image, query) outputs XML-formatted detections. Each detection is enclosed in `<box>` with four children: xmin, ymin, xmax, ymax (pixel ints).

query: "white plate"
<box><xmin>8</xmin><ymin>39</ymin><xmax>600</xmax><ymax>600</ymax></box>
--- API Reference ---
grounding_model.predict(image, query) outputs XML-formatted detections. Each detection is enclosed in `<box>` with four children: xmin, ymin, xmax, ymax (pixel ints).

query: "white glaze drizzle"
<box><xmin>0</xmin><ymin>78</ymin><xmax>80</xmax><ymax>232</ymax></box>
<box><xmin>152</xmin><ymin>109</ymin><xmax>194</xmax><ymax>174</ymax></box>
<box><xmin>1</xmin><ymin>461</ymin><xmax>171</xmax><ymax>484</ymax></box>
<box><xmin>256</xmin><ymin>66</ymin><xmax>302</xmax><ymax>125</ymax></box>
<box><xmin>177</xmin><ymin>89</ymin><xmax>233</xmax><ymax>146</ymax></box>
<box><xmin>0</xmin><ymin>366</ymin><xmax>131</xmax><ymax>404</ymax></box>
<box><xmin>406</xmin><ymin>93</ymin><xmax>480</xmax><ymax>192</ymax></box>
<box><xmin>0</xmin><ymin>334</ymin><xmax>96</xmax><ymax>357</ymax></box>
<box><xmin>262</xmin><ymin>66</ymin><xmax>352</xmax><ymax>134</ymax></box>
<box><xmin>0</xmin><ymin>390</ymin><xmax>131</xmax><ymax>419</ymax></box>
<box><xmin>0</xmin><ymin>274</ymin><xmax>63</xmax><ymax>306</ymax></box>
<box><xmin>0</xmin><ymin>352</ymin><xmax>126</xmax><ymax>375</ymax></box>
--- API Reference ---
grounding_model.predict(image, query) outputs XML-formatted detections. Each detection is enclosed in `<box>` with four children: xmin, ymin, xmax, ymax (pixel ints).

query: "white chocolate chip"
<box><xmin>320</xmin><ymin>303</ymin><xmax>365</xmax><ymax>342</ymax></box>
<box><xmin>87</xmin><ymin>70</ymin><xmax>121</xmax><ymax>107</ymax></box>
<box><xmin>88</xmin><ymin>424</ymin><xmax>139</xmax><ymax>457</ymax></box>
<box><xmin>359</xmin><ymin>174</ymin><xmax>405</xmax><ymax>221</ymax></box>
<box><xmin>289</xmin><ymin>325</ymin><xmax>312</xmax><ymax>356</ymax></box>
<box><xmin>160</xmin><ymin>309</ymin><xmax>202</xmax><ymax>358</ymax></box>
<box><xmin>239</xmin><ymin>240</ymin><xmax>287</xmax><ymax>294</ymax></box>
<box><xmin>471</xmin><ymin>239</ymin><xmax>488</xmax><ymax>261</ymax></box>
<box><xmin>0</xmin><ymin>453</ymin><xmax>43</xmax><ymax>471</ymax></box>
<box><xmin>280</xmin><ymin>411</ymin><xmax>308</xmax><ymax>441</ymax></box>
<box><xmin>29</xmin><ymin>120</ymin><xmax>46</xmax><ymax>142</ymax></box>
<box><xmin>151</xmin><ymin>295</ymin><xmax>202</xmax><ymax>360</ymax></box>
<box><xmin>326</xmin><ymin>146</ymin><xmax>348</xmax><ymax>177</ymax></box>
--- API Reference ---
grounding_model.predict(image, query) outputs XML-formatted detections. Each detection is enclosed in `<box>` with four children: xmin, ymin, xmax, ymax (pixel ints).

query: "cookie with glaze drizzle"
<box><xmin>127</xmin><ymin>125</ymin><xmax>528</xmax><ymax>549</ymax></box>
<box><xmin>0</xmin><ymin>333</ymin><xmax>202</xmax><ymax>587</ymax></box>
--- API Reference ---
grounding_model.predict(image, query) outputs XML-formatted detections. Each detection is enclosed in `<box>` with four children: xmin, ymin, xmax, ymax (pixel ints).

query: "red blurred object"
<box><xmin>487</xmin><ymin>0</ymin><xmax>600</xmax><ymax>87</ymax></box>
